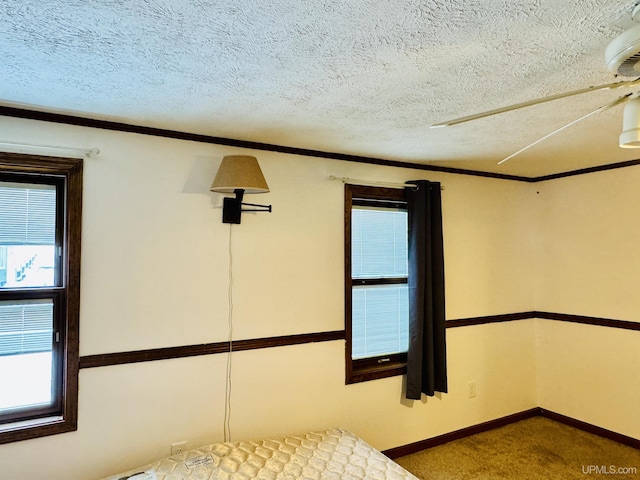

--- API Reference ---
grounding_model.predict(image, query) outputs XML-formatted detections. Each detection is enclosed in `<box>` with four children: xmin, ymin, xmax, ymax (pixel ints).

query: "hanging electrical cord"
<box><xmin>223</xmin><ymin>225</ymin><xmax>234</xmax><ymax>442</ymax></box>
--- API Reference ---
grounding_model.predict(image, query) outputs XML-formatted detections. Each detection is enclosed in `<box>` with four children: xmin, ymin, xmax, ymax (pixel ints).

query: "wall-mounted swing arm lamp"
<box><xmin>210</xmin><ymin>155</ymin><xmax>272</xmax><ymax>224</ymax></box>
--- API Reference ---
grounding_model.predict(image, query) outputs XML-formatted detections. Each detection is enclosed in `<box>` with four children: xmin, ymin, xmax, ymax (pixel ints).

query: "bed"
<box><xmin>102</xmin><ymin>428</ymin><xmax>419</xmax><ymax>480</ymax></box>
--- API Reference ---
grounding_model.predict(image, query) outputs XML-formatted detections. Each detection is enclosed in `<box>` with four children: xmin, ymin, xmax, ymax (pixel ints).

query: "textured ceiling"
<box><xmin>2</xmin><ymin>0</ymin><xmax>639</xmax><ymax>176</ymax></box>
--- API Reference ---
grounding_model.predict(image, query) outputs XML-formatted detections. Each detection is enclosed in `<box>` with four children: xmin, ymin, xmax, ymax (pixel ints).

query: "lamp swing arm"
<box><xmin>240</xmin><ymin>202</ymin><xmax>272</xmax><ymax>213</ymax></box>
<box><xmin>235</xmin><ymin>188</ymin><xmax>272</xmax><ymax>213</ymax></box>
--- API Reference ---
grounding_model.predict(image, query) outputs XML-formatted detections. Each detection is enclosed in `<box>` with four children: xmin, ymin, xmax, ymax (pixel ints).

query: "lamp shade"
<box><xmin>210</xmin><ymin>155</ymin><xmax>270</xmax><ymax>193</ymax></box>
<box><xmin>620</xmin><ymin>97</ymin><xmax>640</xmax><ymax>148</ymax></box>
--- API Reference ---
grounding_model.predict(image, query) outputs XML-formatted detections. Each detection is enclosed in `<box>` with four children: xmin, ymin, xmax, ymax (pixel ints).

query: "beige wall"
<box><xmin>534</xmin><ymin>167</ymin><xmax>640</xmax><ymax>319</ymax></box>
<box><xmin>2</xmin><ymin>115</ymin><xmax>633</xmax><ymax>480</ymax></box>
<box><xmin>533</xmin><ymin>168</ymin><xmax>640</xmax><ymax>440</ymax></box>
<box><xmin>536</xmin><ymin>320</ymin><xmax>640</xmax><ymax>440</ymax></box>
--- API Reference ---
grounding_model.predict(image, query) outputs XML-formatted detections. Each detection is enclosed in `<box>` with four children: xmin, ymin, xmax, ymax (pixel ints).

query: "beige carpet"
<box><xmin>395</xmin><ymin>417</ymin><xmax>640</xmax><ymax>479</ymax></box>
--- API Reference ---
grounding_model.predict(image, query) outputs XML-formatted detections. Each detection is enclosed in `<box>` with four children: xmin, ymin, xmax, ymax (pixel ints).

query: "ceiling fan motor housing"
<box><xmin>620</xmin><ymin>97</ymin><xmax>640</xmax><ymax>147</ymax></box>
<box><xmin>606</xmin><ymin>21</ymin><xmax>640</xmax><ymax>77</ymax></box>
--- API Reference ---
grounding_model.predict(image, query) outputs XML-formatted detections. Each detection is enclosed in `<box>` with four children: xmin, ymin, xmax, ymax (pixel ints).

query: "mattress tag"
<box><xmin>119</xmin><ymin>470</ymin><xmax>158</xmax><ymax>480</ymax></box>
<box><xmin>185</xmin><ymin>454</ymin><xmax>215</xmax><ymax>469</ymax></box>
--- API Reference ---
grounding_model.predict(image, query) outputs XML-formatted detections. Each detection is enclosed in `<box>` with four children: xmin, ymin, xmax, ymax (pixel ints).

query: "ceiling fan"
<box><xmin>431</xmin><ymin>4</ymin><xmax>640</xmax><ymax>164</ymax></box>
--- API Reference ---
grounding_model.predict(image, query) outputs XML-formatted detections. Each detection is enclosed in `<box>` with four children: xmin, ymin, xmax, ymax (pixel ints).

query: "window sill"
<box><xmin>0</xmin><ymin>414</ymin><xmax>76</xmax><ymax>444</ymax></box>
<box><xmin>347</xmin><ymin>361</ymin><xmax>406</xmax><ymax>384</ymax></box>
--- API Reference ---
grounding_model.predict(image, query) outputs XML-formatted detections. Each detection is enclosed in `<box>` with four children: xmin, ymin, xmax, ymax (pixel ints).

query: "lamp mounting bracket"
<box><xmin>222</xmin><ymin>189</ymin><xmax>272</xmax><ymax>224</ymax></box>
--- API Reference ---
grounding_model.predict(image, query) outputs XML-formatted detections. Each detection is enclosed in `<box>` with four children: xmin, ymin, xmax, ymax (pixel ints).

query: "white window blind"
<box><xmin>0</xmin><ymin>301</ymin><xmax>53</xmax><ymax>356</ymax></box>
<box><xmin>0</xmin><ymin>184</ymin><xmax>56</xmax><ymax>245</ymax></box>
<box><xmin>0</xmin><ymin>182</ymin><xmax>57</xmax><ymax>354</ymax></box>
<box><xmin>351</xmin><ymin>207</ymin><xmax>409</xmax><ymax>359</ymax></box>
<box><xmin>352</xmin><ymin>285</ymin><xmax>409</xmax><ymax>359</ymax></box>
<box><xmin>352</xmin><ymin>207</ymin><xmax>408</xmax><ymax>279</ymax></box>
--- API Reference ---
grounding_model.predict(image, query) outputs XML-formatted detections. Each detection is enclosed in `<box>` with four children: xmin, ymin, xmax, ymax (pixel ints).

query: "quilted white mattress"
<box><xmin>102</xmin><ymin>428</ymin><xmax>419</xmax><ymax>480</ymax></box>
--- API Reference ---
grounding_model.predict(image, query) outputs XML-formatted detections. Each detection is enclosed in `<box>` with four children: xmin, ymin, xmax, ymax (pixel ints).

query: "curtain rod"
<box><xmin>0</xmin><ymin>141</ymin><xmax>100</xmax><ymax>158</ymax></box>
<box><xmin>329</xmin><ymin>175</ymin><xmax>444</xmax><ymax>190</ymax></box>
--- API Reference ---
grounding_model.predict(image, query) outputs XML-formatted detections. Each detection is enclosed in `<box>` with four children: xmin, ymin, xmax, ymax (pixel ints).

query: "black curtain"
<box><xmin>405</xmin><ymin>180</ymin><xmax>447</xmax><ymax>399</ymax></box>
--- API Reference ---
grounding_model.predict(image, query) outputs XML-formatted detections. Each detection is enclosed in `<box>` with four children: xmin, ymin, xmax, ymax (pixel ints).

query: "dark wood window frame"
<box><xmin>345</xmin><ymin>184</ymin><xmax>409</xmax><ymax>384</ymax></box>
<box><xmin>0</xmin><ymin>153</ymin><xmax>82</xmax><ymax>444</ymax></box>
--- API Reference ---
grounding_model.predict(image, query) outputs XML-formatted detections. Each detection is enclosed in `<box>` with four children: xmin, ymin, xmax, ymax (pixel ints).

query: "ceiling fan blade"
<box><xmin>497</xmin><ymin>94</ymin><xmax>633</xmax><ymax>165</ymax></box>
<box><xmin>431</xmin><ymin>79</ymin><xmax>640</xmax><ymax>128</ymax></box>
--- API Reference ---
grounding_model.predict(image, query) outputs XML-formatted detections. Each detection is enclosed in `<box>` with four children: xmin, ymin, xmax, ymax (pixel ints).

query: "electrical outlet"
<box><xmin>171</xmin><ymin>441</ymin><xmax>188</xmax><ymax>456</ymax></box>
<box><xmin>468</xmin><ymin>381</ymin><xmax>476</xmax><ymax>398</ymax></box>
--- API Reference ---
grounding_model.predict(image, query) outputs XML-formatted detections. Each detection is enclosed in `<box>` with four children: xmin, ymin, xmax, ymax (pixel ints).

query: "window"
<box><xmin>345</xmin><ymin>184</ymin><xmax>409</xmax><ymax>384</ymax></box>
<box><xmin>0</xmin><ymin>153</ymin><xmax>82</xmax><ymax>444</ymax></box>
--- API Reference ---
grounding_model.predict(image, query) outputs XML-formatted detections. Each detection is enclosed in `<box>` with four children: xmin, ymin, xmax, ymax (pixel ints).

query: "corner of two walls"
<box><xmin>532</xmin><ymin>167</ymin><xmax>640</xmax><ymax>441</ymax></box>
